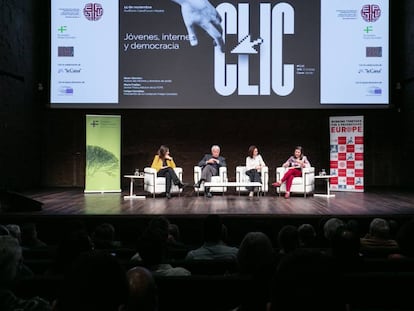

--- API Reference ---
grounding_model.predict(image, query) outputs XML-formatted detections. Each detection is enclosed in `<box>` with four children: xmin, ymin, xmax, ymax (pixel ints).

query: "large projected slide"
<box><xmin>50</xmin><ymin>0</ymin><xmax>389</xmax><ymax>108</ymax></box>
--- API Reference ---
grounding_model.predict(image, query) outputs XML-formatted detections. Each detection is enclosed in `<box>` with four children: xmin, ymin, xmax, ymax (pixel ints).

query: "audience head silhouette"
<box><xmin>135</xmin><ymin>217</ymin><xmax>171</xmax><ymax>266</ymax></box>
<box><xmin>277</xmin><ymin>225</ymin><xmax>299</xmax><ymax>254</ymax></box>
<box><xmin>6</xmin><ymin>224</ymin><xmax>21</xmax><ymax>244</ymax></box>
<box><xmin>237</xmin><ymin>231</ymin><xmax>275</xmax><ymax>276</ymax></box>
<box><xmin>54</xmin><ymin>250</ymin><xmax>128</xmax><ymax>311</ymax></box>
<box><xmin>369</xmin><ymin>218</ymin><xmax>391</xmax><ymax>239</ymax></box>
<box><xmin>137</xmin><ymin>227</ymin><xmax>168</xmax><ymax>267</ymax></box>
<box><xmin>323</xmin><ymin>217</ymin><xmax>345</xmax><ymax>242</ymax></box>
<box><xmin>203</xmin><ymin>214</ymin><xmax>223</xmax><ymax>243</ymax></box>
<box><xmin>126</xmin><ymin>266</ymin><xmax>158</xmax><ymax>311</ymax></box>
<box><xmin>0</xmin><ymin>235</ymin><xmax>21</xmax><ymax>288</ymax></box>
<box><xmin>396</xmin><ymin>219</ymin><xmax>414</xmax><ymax>257</ymax></box>
<box><xmin>52</xmin><ymin>229</ymin><xmax>93</xmax><ymax>275</ymax></box>
<box><xmin>92</xmin><ymin>222</ymin><xmax>117</xmax><ymax>249</ymax></box>
<box><xmin>168</xmin><ymin>223</ymin><xmax>180</xmax><ymax>242</ymax></box>
<box><xmin>0</xmin><ymin>235</ymin><xmax>51</xmax><ymax>310</ymax></box>
<box><xmin>331</xmin><ymin>226</ymin><xmax>361</xmax><ymax>259</ymax></box>
<box><xmin>271</xmin><ymin>248</ymin><xmax>340</xmax><ymax>311</ymax></box>
<box><xmin>298</xmin><ymin>223</ymin><xmax>316</xmax><ymax>248</ymax></box>
<box><xmin>21</xmin><ymin>222</ymin><xmax>45</xmax><ymax>247</ymax></box>
<box><xmin>146</xmin><ymin>216</ymin><xmax>170</xmax><ymax>240</ymax></box>
<box><xmin>236</xmin><ymin>232</ymin><xmax>275</xmax><ymax>311</ymax></box>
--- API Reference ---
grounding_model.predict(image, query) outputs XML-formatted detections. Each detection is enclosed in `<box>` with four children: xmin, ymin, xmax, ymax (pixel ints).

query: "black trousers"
<box><xmin>157</xmin><ymin>167</ymin><xmax>180</xmax><ymax>193</ymax></box>
<box><xmin>245</xmin><ymin>169</ymin><xmax>262</xmax><ymax>191</ymax></box>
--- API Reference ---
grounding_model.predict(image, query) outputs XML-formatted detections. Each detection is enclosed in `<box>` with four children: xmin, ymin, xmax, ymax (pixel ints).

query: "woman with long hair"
<box><xmin>245</xmin><ymin>145</ymin><xmax>266</xmax><ymax>197</ymax></box>
<box><xmin>150</xmin><ymin>145</ymin><xmax>185</xmax><ymax>199</ymax></box>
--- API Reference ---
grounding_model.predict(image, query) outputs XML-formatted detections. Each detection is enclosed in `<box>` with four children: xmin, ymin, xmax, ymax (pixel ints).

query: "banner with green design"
<box><xmin>85</xmin><ymin>115</ymin><xmax>121</xmax><ymax>193</ymax></box>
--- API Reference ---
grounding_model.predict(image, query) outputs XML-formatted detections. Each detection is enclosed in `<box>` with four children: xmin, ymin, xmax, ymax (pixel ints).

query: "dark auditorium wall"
<box><xmin>0</xmin><ymin>1</ymin><xmax>42</xmax><ymax>190</ymax></box>
<box><xmin>41</xmin><ymin>108</ymin><xmax>407</xmax><ymax>191</ymax></box>
<box><xmin>1</xmin><ymin>1</ymin><xmax>413</xmax><ymax>191</ymax></box>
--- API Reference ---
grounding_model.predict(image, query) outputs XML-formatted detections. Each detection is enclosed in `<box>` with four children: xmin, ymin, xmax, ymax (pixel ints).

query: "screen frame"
<box><xmin>47</xmin><ymin>0</ymin><xmax>395</xmax><ymax>110</ymax></box>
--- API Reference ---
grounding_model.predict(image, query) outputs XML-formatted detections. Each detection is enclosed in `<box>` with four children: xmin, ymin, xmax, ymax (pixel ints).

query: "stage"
<box><xmin>2</xmin><ymin>186</ymin><xmax>411</xmax><ymax>217</ymax></box>
<box><xmin>1</xmin><ymin>186</ymin><xmax>414</xmax><ymax>248</ymax></box>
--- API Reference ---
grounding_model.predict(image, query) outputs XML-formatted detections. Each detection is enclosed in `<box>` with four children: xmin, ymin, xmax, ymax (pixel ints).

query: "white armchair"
<box><xmin>193</xmin><ymin>166</ymin><xmax>228</xmax><ymax>193</ymax></box>
<box><xmin>235</xmin><ymin>166</ymin><xmax>269</xmax><ymax>193</ymax></box>
<box><xmin>275</xmin><ymin>167</ymin><xmax>315</xmax><ymax>197</ymax></box>
<box><xmin>144</xmin><ymin>167</ymin><xmax>183</xmax><ymax>198</ymax></box>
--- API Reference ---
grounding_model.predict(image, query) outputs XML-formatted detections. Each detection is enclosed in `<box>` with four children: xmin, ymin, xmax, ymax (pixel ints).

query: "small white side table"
<box><xmin>314</xmin><ymin>175</ymin><xmax>336</xmax><ymax>198</ymax></box>
<box><xmin>124</xmin><ymin>175</ymin><xmax>146</xmax><ymax>199</ymax></box>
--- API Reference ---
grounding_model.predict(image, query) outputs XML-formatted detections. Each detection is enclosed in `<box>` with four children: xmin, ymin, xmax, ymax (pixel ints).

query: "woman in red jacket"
<box><xmin>272</xmin><ymin>146</ymin><xmax>310</xmax><ymax>199</ymax></box>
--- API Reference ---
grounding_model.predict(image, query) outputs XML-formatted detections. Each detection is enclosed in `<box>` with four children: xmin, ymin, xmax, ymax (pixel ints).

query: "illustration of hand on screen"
<box><xmin>172</xmin><ymin>0</ymin><xmax>225</xmax><ymax>52</ymax></box>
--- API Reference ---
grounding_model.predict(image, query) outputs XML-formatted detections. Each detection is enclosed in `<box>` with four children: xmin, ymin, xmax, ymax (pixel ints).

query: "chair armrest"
<box><xmin>277</xmin><ymin>167</ymin><xmax>314</xmax><ymax>176</ymax></box>
<box><xmin>144</xmin><ymin>167</ymin><xmax>157</xmax><ymax>174</ymax></box>
<box><xmin>302</xmin><ymin>167</ymin><xmax>315</xmax><ymax>174</ymax></box>
<box><xmin>276</xmin><ymin>167</ymin><xmax>286</xmax><ymax>181</ymax></box>
<box><xmin>194</xmin><ymin>166</ymin><xmax>201</xmax><ymax>183</ymax></box>
<box><xmin>236</xmin><ymin>166</ymin><xmax>245</xmax><ymax>173</ymax></box>
<box><xmin>194</xmin><ymin>166</ymin><xmax>227</xmax><ymax>182</ymax></box>
<box><xmin>303</xmin><ymin>167</ymin><xmax>315</xmax><ymax>186</ymax></box>
<box><xmin>174</xmin><ymin>167</ymin><xmax>183</xmax><ymax>181</ymax></box>
<box><xmin>236</xmin><ymin>166</ymin><xmax>245</xmax><ymax>182</ymax></box>
<box><xmin>276</xmin><ymin>167</ymin><xmax>286</xmax><ymax>173</ymax></box>
<box><xmin>144</xmin><ymin>167</ymin><xmax>157</xmax><ymax>186</ymax></box>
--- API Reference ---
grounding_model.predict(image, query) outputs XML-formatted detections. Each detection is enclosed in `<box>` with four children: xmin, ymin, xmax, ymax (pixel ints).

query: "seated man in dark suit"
<box><xmin>194</xmin><ymin>145</ymin><xmax>226</xmax><ymax>198</ymax></box>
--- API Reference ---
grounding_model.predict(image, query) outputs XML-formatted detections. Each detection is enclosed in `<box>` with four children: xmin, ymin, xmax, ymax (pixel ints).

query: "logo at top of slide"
<box><xmin>361</xmin><ymin>4</ymin><xmax>381</xmax><ymax>22</ymax></box>
<box><xmin>84</xmin><ymin>3</ymin><xmax>103</xmax><ymax>21</ymax></box>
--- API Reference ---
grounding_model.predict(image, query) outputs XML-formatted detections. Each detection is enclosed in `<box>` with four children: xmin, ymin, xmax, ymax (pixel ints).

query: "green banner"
<box><xmin>85</xmin><ymin>115</ymin><xmax>121</xmax><ymax>193</ymax></box>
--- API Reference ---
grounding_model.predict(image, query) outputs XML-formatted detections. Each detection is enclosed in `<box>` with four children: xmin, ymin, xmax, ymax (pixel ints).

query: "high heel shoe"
<box><xmin>284</xmin><ymin>192</ymin><xmax>290</xmax><ymax>199</ymax></box>
<box><xmin>272</xmin><ymin>181</ymin><xmax>282</xmax><ymax>187</ymax></box>
<box><xmin>194</xmin><ymin>180</ymin><xmax>204</xmax><ymax>188</ymax></box>
<box><xmin>178</xmin><ymin>182</ymin><xmax>188</xmax><ymax>189</ymax></box>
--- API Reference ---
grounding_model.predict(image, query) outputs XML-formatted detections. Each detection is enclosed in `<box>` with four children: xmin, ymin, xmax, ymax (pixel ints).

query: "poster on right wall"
<box><xmin>329</xmin><ymin>116</ymin><xmax>364</xmax><ymax>192</ymax></box>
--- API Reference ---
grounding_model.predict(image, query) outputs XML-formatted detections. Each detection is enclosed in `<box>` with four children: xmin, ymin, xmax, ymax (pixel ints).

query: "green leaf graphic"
<box><xmin>86</xmin><ymin>145</ymin><xmax>119</xmax><ymax>177</ymax></box>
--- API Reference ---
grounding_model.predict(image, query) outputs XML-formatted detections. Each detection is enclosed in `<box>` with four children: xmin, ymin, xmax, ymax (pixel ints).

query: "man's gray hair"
<box><xmin>211</xmin><ymin>145</ymin><xmax>220</xmax><ymax>152</ymax></box>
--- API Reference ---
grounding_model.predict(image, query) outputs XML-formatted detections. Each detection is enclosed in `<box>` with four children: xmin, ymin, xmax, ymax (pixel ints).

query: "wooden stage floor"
<box><xmin>1</xmin><ymin>187</ymin><xmax>413</xmax><ymax>246</ymax></box>
<box><xmin>13</xmin><ymin>187</ymin><xmax>414</xmax><ymax>218</ymax></box>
